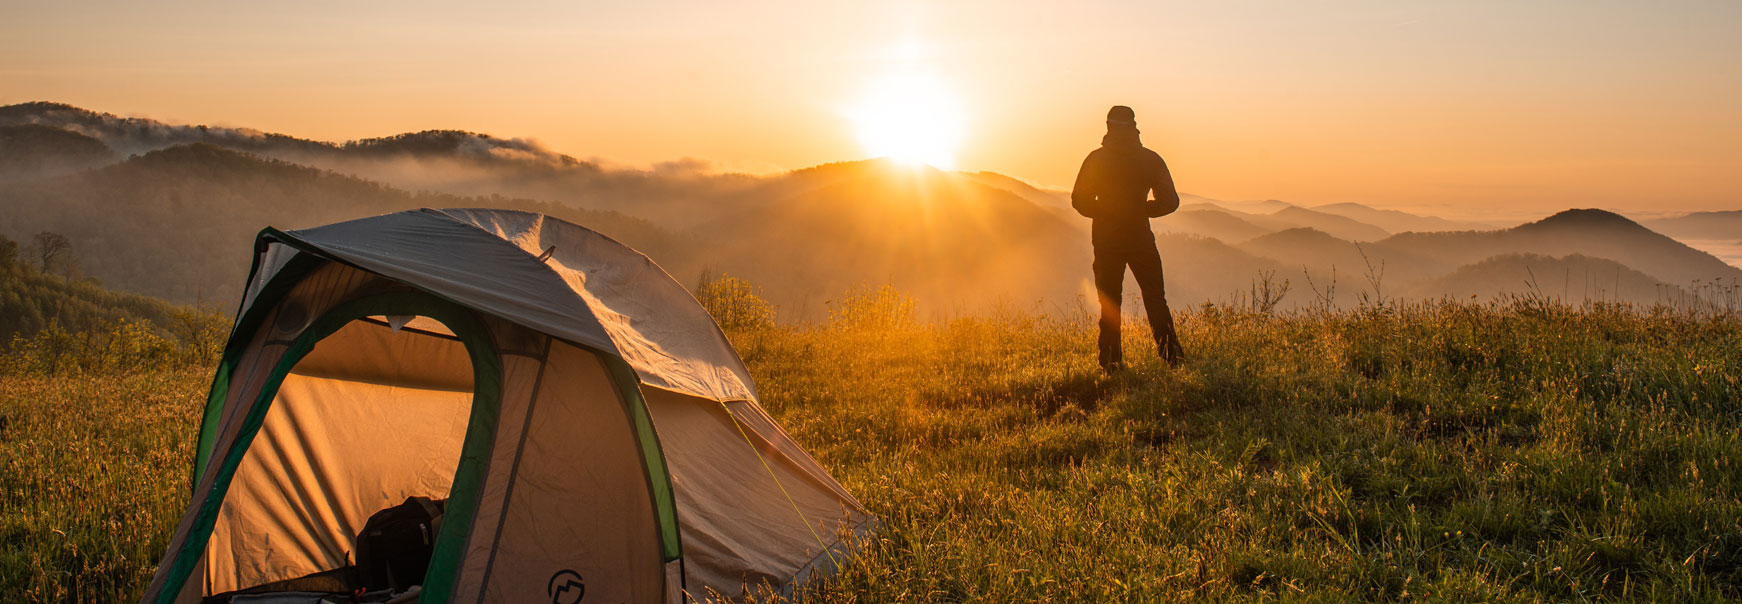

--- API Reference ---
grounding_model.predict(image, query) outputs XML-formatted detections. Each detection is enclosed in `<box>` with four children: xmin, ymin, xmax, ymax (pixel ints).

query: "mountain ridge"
<box><xmin>3</xmin><ymin>102</ymin><xmax>1736</xmax><ymax>315</ymax></box>
<box><xmin>1380</xmin><ymin>208</ymin><xmax>1742</xmax><ymax>288</ymax></box>
<box><xmin>0</xmin><ymin>143</ymin><xmax>682</xmax><ymax>303</ymax></box>
<box><xmin>1641</xmin><ymin>210</ymin><xmax>1742</xmax><ymax>241</ymax></box>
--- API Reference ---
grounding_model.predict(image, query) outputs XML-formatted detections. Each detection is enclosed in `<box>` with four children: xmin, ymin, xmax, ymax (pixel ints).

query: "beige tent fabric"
<box><xmin>208</xmin><ymin>375</ymin><xmax>471</xmax><ymax>592</ymax></box>
<box><xmin>291</xmin><ymin>318</ymin><xmax>473</xmax><ymax>391</ymax></box>
<box><xmin>718</xmin><ymin>400</ymin><xmax>862</xmax><ymax>508</ymax></box>
<box><xmin>472</xmin><ymin>342</ymin><xmax>664</xmax><ymax>602</ymax></box>
<box><xmin>206</xmin><ymin>319</ymin><xmax>476</xmax><ymax>593</ymax></box>
<box><xmin>142</xmin><ymin>262</ymin><xmax>388</xmax><ymax>601</ymax></box>
<box><xmin>445</xmin><ymin>343</ymin><xmax>547</xmax><ymax>602</ymax></box>
<box><xmin>642</xmin><ymin>388</ymin><xmax>869</xmax><ymax>597</ymax></box>
<box><xmin>663</xmin><ymin>561</ymin><xmax>683</xmax><ymax>604</ymax></box>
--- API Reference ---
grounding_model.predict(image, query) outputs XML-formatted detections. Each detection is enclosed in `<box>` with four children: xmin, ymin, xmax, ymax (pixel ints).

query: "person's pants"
<box><xmin>1093</xmin><ymin>242</ymin><xmax>1184</xmax><ymax>368</ymax></box>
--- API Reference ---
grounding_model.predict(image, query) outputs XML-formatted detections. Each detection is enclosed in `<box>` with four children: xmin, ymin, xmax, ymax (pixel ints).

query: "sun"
<box><xmin>847</xmin><ymin>71</ymin><xmax>966</xmax><ymax>169</ymax></box>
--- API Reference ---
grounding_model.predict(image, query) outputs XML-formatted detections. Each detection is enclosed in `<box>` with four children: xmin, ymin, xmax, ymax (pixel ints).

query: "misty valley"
<box><xmin>2</xmin><ymin>101</ymin><xmax>1739</xmax><ymax>327</ymax></box>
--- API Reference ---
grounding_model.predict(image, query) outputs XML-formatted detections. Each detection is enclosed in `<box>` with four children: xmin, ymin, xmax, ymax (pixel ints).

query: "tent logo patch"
<box><xmin>548</xmin><ymin>569</ymin><xmax>586</xmax><ymax>604</ymax></box>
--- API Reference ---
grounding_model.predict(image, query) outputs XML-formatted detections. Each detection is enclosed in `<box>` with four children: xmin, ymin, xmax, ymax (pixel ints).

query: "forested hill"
<box><xmin>0</xmin><ymin>123</ymin><xmax>118</xmax><ymax>178</ymax></box>
<box><xmin>0</xmin><ymin>233</ymin><xmax>192</xmax><ymax>342</ymax></box>
<box><xmin>0</xmin><ymin>143</ymin><xmax>682</xmax><ymax>305</ymax></box>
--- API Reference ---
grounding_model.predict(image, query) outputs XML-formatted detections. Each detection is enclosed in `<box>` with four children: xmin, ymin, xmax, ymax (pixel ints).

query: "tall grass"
<box><xmin>0</xmin><ymin>310</ymin><xmax>223</xmax><ymax>602</ymax></box>
<box><xmin>744</xmin><ymin>294</ymin><xmax>1742</xmax><ymax>602</ymax></box>
<box><xmin>3</xmin><ymin>287</ymin><xmax>1738</xmax><ymax>602</ymax></box>
<box><xmin>0</xmin><ymin>369</ymin><xmax>208</xmax><ymax>602</ymax></box>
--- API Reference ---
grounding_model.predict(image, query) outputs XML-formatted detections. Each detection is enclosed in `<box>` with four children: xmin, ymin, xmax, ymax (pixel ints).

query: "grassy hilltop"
<box><xmin>3</xmin><ymin>281</ymin><xmax>1741</xmax><ymax>602</ymax></box>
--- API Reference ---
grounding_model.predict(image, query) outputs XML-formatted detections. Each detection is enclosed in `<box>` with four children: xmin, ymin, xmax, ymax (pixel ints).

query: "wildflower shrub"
<box><xmin>3</xmin><ymin>279</ymin><xmax>1740</xmax><ymax>602</ymax></box>
<box><xmin>696</xmin><ymin>273</ymin><xmax>776</xmax><ymax>331</ymax></box>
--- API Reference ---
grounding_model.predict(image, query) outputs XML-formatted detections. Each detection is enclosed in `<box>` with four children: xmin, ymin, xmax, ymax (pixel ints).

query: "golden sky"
<box><xmin>3</xmin><ymin>1</ymin><xmax>1739</xmax><ymax>220</ymax></box>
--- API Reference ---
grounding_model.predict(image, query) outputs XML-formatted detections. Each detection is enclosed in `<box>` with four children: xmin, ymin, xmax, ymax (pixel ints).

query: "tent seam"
<box><xmin>474</xmin><ymin>335</ymin><xmax>553</xmax><ymax>599</ymax></box>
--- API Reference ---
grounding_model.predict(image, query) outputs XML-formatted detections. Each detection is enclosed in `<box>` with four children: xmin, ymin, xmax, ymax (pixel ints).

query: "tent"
<box><xmin>139</xmin><ymin>208</ymin><xmax>873</xmax><ymax>604</ymax></box>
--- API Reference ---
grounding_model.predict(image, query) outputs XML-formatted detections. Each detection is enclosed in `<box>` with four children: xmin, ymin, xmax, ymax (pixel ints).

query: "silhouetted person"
<box><xmin>1072</xmin><ymin>105</ymin><xmax>1185</xmax><ymax>371</ymax></box>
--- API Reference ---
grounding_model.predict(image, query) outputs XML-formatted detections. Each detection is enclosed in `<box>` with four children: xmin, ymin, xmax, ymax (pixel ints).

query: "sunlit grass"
<box><xmin>0</xmin><ymin>370</ymin><xmax>207</xmax><ymax>603</ymax></box>
<box><xmin>736</xmin><ymin>294</ymin><xmax>1742</xmax><ymax>602</ymax></box>
<box><xmin>3</xmin><ymin>288</ymin><xmax>1739</xmax><ymax>602</ymax></box>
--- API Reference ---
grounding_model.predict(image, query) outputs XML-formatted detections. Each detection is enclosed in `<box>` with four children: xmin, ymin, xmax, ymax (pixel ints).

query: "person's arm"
<box><xmin>1070</xmin><ymin>153</ymin><xmax>1099</xmax><ymax>218</ymax></box>
<box><xmin>1146</xmin><ymin>154</ymin><xmax>1181</xmax><ymax>217</ymax></box>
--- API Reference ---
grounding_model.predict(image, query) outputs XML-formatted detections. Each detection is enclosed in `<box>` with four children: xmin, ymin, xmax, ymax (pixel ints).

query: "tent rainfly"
<box><xmin>139</xmin><ymin>209</ymin><xmax>872</xmax><ymax>604</ymax></box>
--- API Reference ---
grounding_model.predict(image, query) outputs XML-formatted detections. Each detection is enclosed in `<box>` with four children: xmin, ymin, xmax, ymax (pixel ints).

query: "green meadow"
<box><xmin>4</xmin><ymin>282</ymin><xmax>1740</xmax><ymax>602</ymax></box>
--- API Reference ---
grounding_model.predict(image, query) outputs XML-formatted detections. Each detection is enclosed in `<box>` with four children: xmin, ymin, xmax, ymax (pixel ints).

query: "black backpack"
<box><xmin>354</xmin><ymin>496</ymin><xmax>445</xmax><ymax>592</ymax></box>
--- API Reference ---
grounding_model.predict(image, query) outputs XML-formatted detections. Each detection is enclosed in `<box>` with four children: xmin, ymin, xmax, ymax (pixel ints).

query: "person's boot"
<box><xmin>1145</xmin><ymin>303</ymin><xmax>1185</xmax><ymax>367</ymax></box>
<box><xmin>1099</xmin><ymin>345</ymin><xmax>1124</xmax><ymax>374</ymax></box>
<box><xmin>1098</xmin><ymin>321</ymin><xmax>1123</xmax><ymax>373</ymax></box>
<box><xmin>1157</xmin><ymin>334</ymin><xmax>1185</xmax><ymax>367</ymax></box>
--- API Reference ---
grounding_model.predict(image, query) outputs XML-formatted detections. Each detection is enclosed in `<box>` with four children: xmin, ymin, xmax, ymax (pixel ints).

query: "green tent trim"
<box><xmin>158</xmin><ymin>291</ymin><xmax>501</xmax><ymax>604</ymax></box>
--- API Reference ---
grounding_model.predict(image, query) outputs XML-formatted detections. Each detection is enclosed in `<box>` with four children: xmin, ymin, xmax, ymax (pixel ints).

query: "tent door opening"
<box><xmin>200</xmin><ymin>295</ymin><xmax>500</xmax><ymax>600</ymax></box>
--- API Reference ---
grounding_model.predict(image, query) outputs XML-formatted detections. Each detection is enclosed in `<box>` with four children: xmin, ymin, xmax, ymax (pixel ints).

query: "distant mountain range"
<box><xmin>1311</xmin><ymin>202</ymin><xmax>1484</xmax><ymax>233</ymax></box>
<box><xmin>2</xmin><ymin>101</ymin><xmax>1737</xmax><ymax>316</ymax></box>
<box><xmin>1409</xmin><ymin>254</ymin><xmax>1672</xmax><ymax>304</ymax></box>
<box><xmin>1160</xmin><ymin>203</ymin><xmax>1395</xmax><ymax>242</ymax></box>
<box><xmin>1232</xmin><ymin>209</ymin><xmax>1741</xmax><ymax>307</ymax></box>
<box><xmin>1641</xmin><ymin>210</ymin><xmax>1742</xmax><ymax>241</ymax></box>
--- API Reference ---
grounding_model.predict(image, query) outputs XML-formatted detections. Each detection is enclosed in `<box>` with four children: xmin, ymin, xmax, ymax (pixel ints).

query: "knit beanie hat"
<box><xmin>1106</xmin><ymin>105</ymin><xmax>1136</xmax><ymax>127</ymax></box>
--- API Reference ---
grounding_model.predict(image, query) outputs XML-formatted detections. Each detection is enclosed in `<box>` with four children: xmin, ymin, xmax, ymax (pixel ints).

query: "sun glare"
<box><xmin>848</xmin><ymin>71</ymin><xmax>966</xmax><ymax>169</ymax></box>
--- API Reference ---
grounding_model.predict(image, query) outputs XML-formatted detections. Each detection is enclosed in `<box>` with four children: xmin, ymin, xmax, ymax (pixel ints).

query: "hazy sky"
<box><xmin>4</xmin><ymin>0</ymin><xmax>1739</xmax><ymax>219</ymax></box>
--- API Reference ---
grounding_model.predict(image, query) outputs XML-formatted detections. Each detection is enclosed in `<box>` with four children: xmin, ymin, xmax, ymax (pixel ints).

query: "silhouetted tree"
<box><xmin>0</xmin><ymin>234</ymin><xmax>19</xmax><ymax>274</ymax></box>
<box><xmin>32</xmin><ymin>231</ymin><xmax>70</xmax><ymax>274</ymax></box>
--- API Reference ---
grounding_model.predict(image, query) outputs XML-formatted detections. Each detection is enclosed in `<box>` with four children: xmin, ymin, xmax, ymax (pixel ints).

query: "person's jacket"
<box><xmin>1071</xmin><ymin>131</ymin><xmax>1180</xmax><ymax>248</ymax></box>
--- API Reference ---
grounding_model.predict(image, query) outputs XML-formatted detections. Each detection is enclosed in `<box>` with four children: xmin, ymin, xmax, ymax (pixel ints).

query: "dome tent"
<box><xmin>140</xmin><ymin>209</ymin><xmax>872</xmax><ymax>604</ymax></box>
